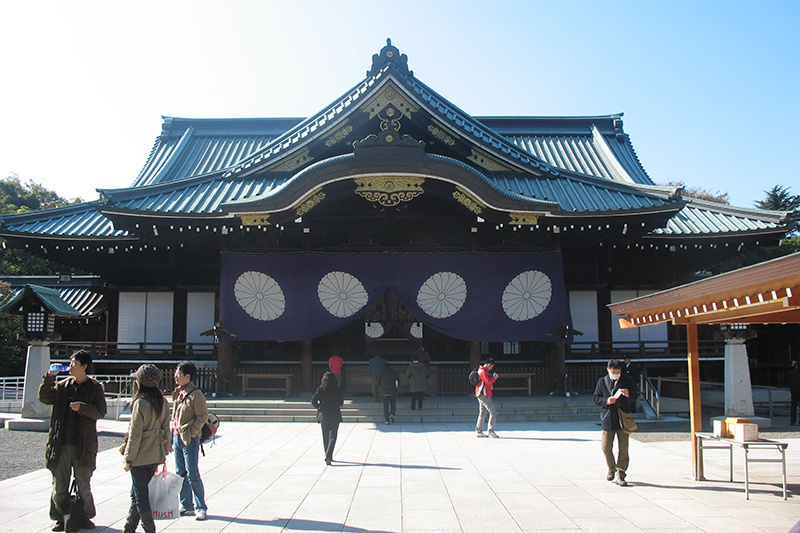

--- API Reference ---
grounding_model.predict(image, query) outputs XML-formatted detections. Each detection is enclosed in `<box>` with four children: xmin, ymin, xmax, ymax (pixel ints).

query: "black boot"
<box><xmin>123</xmin><ymin>504</ymin><xmax>140</xmax><ymax>533</ymax></box>
<box><xmin>140</xmin><ymin>514</ymin><xmax>156</xmax><ymax>533</ymax></box>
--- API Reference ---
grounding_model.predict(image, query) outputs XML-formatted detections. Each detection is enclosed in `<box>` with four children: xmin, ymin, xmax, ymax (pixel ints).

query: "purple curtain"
<box><xmin>220</xmin><ymin>251</ymin><xmax>571</xmax><ymax>343</ymax></box>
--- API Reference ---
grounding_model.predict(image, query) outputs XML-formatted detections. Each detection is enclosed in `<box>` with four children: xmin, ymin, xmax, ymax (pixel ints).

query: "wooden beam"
<box><xmin>687</xmin><ymin>323</ymin><xmax>703</xmax><ymax>480</ymax></box>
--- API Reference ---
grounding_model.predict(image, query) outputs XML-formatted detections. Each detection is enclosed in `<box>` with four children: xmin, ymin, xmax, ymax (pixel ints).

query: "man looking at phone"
<box><xmin>38</xmin><ymin>350</ymin><xmax>107</xmax><ymax>531</ymax></box>
<box><xmin>593</xmin><ymin>359</ymin><xmax>637</xmax><ymax>486</ymax></box>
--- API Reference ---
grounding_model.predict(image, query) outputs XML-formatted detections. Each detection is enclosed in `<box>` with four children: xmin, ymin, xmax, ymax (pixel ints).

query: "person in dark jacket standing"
<box><xmin>378</xmin><ymin>364</ymin><xmax>399</xmax><ymax>424</ymax></box>
<box><xmin>406</xmin><ymin>354</ymin><xmax>429</xmax><ymax>410</ymax></box>
<box><xmin>311</xmin><ymin>372</ymin><xmax>344</xmax><ymax>465</ymax></box>
<box><xmin>368</xmin><ymin>355</ymin><xmax>386</xmax><ymax>402</ymax></box>
<box><xmin>593</xmin><ymin>359</ymin><xmax>638</xmax><ymax>486</ymax></box>
<box><xmin>789</xmin><ymin>361</ymin><xmax>800</xmax><ymax>425</ymax></box>
<box><xmin>38</xmin><ymin>349</ymin><xmax>107</xmax><ymax>532</ymax></box>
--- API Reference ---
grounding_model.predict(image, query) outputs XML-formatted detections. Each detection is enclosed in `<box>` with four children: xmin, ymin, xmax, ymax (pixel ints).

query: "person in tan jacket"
<box><xmin>172</xmin><ymin>361</ymin><xmax>208</xmax><ymax>520</ymax></box>
<box><xmin>122</xmin><ymin>364</ymin><xmax>171</xmax><ymax>533</ymax></box>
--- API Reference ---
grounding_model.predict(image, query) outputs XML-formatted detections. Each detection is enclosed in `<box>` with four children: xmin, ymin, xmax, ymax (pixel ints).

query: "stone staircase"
<box><xmin>205</xmin><ymin>395</ymin><xmax>600</xmax><ymax>424</ymax></box>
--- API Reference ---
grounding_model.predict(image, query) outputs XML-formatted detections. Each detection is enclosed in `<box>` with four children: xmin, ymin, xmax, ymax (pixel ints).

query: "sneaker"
<box><xmin>389</xmin><ymin>415</ymin><xmax>395</xmax><ymax>423</ymax></box>
<box><xmin>615</xmin><ymin>476</ymin><xmax>628</xmax><ymax>487</ymax></box>
<box><xmin>81</xmin><ymin>518</ymin><xmax>96</xmax><ymax>530</ymax></box>
<box><xmin>476</xmin><ymin>431</ymin><xmax>488</xmax><ymax>438</ymax></box>
<box><xmin>606</xmin><ymin>470</ymin><xmax>616</xmax><ymax>481</ymax></box>
<box><xmin>385</xmin><ymin>421</ymin><xmax>390</xmax><ymax>425</ymax></box>
<box><xmin>51</xmin><ymin>521</ymin><xmax>64</xmax><ymax>532</ymax></box>
<box><xmin>488</xmin><ymin>431</ymin><xmax>499</xmax><ymax>438</ymax></box>
<box><xmin>180</xmin><ymin>508</ymin><xmax>194</xmax><ymax>516</ymax></box>
<box><xmin>195</xmin><ymin>509</ymin><xmax>207</xmax><ymax>520</ymax></box>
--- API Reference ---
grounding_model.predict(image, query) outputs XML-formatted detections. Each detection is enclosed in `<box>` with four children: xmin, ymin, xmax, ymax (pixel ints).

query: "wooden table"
<box><xmin>695</xmin><ymin>432</ymin><xmax>788</xmax><ymax>500</ymax></box>
<box><xmin>491</xmin><ymin>373</ymin><xmax>534</xmax><ymax>396</ymax></box>
<box><xmin>239</xmin><ymin>373</ymin><xmax>293</xmax><ymax>397</ymax></box>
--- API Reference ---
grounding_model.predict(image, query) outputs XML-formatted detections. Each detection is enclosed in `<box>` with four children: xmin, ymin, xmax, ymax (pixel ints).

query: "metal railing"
<box><xmin>639</xmin><ymin>373</ymin><xmax>661</xmax><ymax>420</ymax></box>
<box><xmin>0</xmin><ymin>376</ymin><xmax>24</xmax><ymax>401</ymax></box>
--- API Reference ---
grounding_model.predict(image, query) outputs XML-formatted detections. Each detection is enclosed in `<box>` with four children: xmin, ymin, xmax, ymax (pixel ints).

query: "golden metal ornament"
<box><xmin>354</xmin><ymin>176</ymin><xmax>425</xmax><ymax>207</ymax></box>
<box><xmin>361</xmin><ymin>82</ymin><xmax>419</xmax><ymax>120</ymax></box>
<box><xmin>296</xmin><ymin>189</ymin><xmax>327</xmax><ymax>216</ymax></box>
<box><xmin>509</xmin><ymin>212</ymin><xmax>544</xmax><ymax>225</ymax></box>
<box><xmin>240</xmin><ymin>213</ymin><xmax>271</xmax><ymax>226</ymax></box>
<box><xmin>452</xmin><ymin>187</ymin><xmax>485</xmax><ymax>214</ymax></box>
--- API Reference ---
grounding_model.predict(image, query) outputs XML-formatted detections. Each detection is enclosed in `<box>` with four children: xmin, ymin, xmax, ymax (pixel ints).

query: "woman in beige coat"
<box><xmin>122</xmin><ymin>365</ymin><xmax>171</xmax><ymax>533</ymax></box>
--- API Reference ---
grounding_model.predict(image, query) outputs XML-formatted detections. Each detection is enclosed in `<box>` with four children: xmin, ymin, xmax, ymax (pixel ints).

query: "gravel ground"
<box><xmin>0</xmin><ymin>429</ymin><xmax>125</xmax><ymax>481</ymax></box>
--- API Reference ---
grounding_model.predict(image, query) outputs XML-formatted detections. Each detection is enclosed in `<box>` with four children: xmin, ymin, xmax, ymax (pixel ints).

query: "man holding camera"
<box><xmin>38</xmin><ymin>350</ymin><xmax>107</xmax><ymax>531</ymax></box>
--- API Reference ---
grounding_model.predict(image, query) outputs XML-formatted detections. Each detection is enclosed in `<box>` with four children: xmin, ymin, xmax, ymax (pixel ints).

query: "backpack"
<box><xmin>200</xmin><ymin>412</ymin><xmax>219</xmax><ymax>456</ymax></box>
<box><xmin>468</xmin><ymin>368</ymin><xmax>481</xmax><ymax>386</ymax></box>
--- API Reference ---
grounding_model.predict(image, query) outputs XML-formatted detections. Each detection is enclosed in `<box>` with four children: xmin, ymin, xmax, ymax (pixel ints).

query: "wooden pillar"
<box><xmin>301</xmin><ymin>339</ymin><xmax>313</xmax><ymax>392</ymax></box>
<box><xmin>686</xmin><ymin>322</ymin><xmax>703</xmax><ymax>479</ymax></box>
<box><xmin>469</xmin><ymin>341</ymin><xmax>481</xmax><ymax>369</ymax></box>
<box><xmin>217</xmin><ymin>340</ymin><xmax>232</xmax><ymax>395</ymax></box>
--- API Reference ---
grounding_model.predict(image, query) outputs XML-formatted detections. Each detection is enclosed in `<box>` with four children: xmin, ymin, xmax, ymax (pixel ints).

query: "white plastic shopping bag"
<box><xmin>148</xmin><ymin>464</ymin><xmax>183</xmax><ymax>520</ymax></box>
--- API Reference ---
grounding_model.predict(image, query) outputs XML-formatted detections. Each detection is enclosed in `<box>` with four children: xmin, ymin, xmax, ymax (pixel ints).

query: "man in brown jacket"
<box><xmin>38</xmin><ymin>349</ymin><xmax>107</xmax><ymax>532</ymax></box>
<box><xmin>172</xmin><ymin>361</ymin><xmax>209</xmax><ymax>520</ymax></box>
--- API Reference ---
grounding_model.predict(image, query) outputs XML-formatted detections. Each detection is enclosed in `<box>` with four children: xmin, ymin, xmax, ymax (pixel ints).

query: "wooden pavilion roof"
<box><xmin>608</xmin><ymin>252</ymin><xmax>800</xmax><ymax>327</ymax></box>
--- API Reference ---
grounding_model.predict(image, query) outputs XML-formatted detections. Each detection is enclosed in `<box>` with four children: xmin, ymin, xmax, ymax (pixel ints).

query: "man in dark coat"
<box><xmin>38</xmin><ymin>349</ymin><xmax>107</xmax><ymax>531</ymax></box>
<box><xmin>377</xmin><ymin>365</ymin><xmax>399</xmax><ymax>424</ymax></box>
<box><xmin>789</xmin><ymin>361</ymin><xmax>800</xmax><ymax>425</ymax></box>
<box><xmin>592</xmin><ymin>359</ymin><xmax>637</xmax><ymax>486</ymax></box>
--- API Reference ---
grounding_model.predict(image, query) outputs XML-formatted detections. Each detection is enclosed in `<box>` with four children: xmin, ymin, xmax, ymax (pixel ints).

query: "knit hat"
<box><xmin>132</xmin><ymin>364</ymin><xmax>161</xmax><ymax>388</ymax></box>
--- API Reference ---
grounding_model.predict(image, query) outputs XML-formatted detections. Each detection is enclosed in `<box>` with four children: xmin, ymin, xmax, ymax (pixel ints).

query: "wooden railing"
<box><xmin>566</xmin><ymin>340</ymin><xmax>724</xmax><ymax>361</ymax></box>
<box><xmin>49</xmin><ymin>341</ymin><xmax>217</xmax><ymax>362</ymax></box>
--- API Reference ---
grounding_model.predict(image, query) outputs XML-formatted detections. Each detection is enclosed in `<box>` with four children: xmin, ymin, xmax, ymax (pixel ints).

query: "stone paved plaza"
<box><xmin>1</xmin><ymin>418</ymin><xmax>798</xmax><ymax>532</ymax></box>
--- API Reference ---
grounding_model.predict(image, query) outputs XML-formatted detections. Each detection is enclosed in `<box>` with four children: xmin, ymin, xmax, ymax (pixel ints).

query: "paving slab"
<box><xmin>0</xmin><ymin>418</ymin><xmax>797</xmax><ymax>532</ymax></box>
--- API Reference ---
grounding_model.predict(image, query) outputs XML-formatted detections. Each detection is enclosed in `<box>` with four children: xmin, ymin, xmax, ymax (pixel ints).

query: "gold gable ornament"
<box><xmin>452</xmin><ymin>187</ymin><xmax>485</xmax><ymax>214</ymax></box>
<box><xmin>296</xmin><ymin>189</ymin><xmax>326</xmax><ymax>216</ymax></box>
<box><xmin>354</xmin><ymin>176</ymin><xmax>425</xmax><ymax>207</ymax></box>
<box><xmin>509</xmin><ymin>212</ymin><xmax>544</xmax><ymax>225</ymax></box>
<box><xmin>240</xmin><ymin>213</ymin><xmax>271</xmax><ymax>226</ymax></box>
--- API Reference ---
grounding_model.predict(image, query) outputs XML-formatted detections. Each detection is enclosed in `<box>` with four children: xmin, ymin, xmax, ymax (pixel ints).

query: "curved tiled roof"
<box><xmin>0</xmin><ymin>203</ymin><xmax>128</xmax><ymax>238</ymax></box>
<box><xmin>650</xmin><ymin>198</ymin><xmax>786</xmax><ymax>237</ymax></box>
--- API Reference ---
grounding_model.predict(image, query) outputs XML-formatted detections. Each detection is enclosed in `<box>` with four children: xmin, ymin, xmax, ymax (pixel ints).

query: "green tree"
<box><xmin>0</xmin><ymin>173</ymin><xmax>83</xmax><ymax>213</ymax></box>
<box><xmin>0</xmin><ymin>174</ymin><xmax>82</xmax><ymax>374</ymax></box>
<box><xmin>718</xmin><ymin>186</ymin><xmax>800</xmax><ymax>272</ymax></box>
<box><xmin>0</xmin><ymin>282</ymin><xmax>26</xmax><ymax>376</ymax></box>
<box><xmin>754</xmin><ymin>185</ymin><xmax>800</xmax><ymax>229</ymax></box>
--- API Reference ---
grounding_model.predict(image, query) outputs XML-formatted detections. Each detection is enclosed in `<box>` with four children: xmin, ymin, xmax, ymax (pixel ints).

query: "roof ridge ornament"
<box><xmin>367</xmin><ymin>38</ymin><xmax>412</xmax><ymax>77</ymax></box>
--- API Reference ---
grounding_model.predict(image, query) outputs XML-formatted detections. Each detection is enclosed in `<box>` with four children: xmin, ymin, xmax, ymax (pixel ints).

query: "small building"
<box><xmin>0</xmin><ymin>40</ymin><xmax>791</xmax><ymax>393</ymax></box>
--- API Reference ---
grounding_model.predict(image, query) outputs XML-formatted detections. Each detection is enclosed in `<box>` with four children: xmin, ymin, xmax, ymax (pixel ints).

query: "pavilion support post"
<box><xmin>469</xmin><ymin>341</ymin><xmax>481</xmax><ymax>370</ymax></box>
<box><xmin>686</xmin><ymin>322</ymin><xmax>703</xmax><ymax>480</ymax></box>
<box><xmin>301</xmin><ymin>339</ymin><xmax>313</xmax><ymax>393</ymax></box>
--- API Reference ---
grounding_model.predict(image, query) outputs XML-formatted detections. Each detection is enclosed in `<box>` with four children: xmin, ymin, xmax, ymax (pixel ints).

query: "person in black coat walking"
<box><xmin>377</xmin><ymin>365</ymin><xmax>399</xmax><ymax>424</ymax></box>
<box><xmin>311</xmin><ymin>372</ymin><xmax>344</xmax><ymax>465</ymax></box>
<box><xmin>593</xmin><ymin>359</ymin><xmax>638</xmax><ymax>486</ymax></box>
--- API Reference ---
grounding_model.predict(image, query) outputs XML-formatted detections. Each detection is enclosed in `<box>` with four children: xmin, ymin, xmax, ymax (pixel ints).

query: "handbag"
<box><xmin>64</xmin><ymin>478</ymin><xmax>84</xmax><ymax>533</ymax></box>
<box><xmin>148</xmin><ymin>464</ymin><xmax>183</xmax><ymax>520</ymax></box>
<box><xmin>619</xmin><ymin>409</ymin><xmax>638</xmax><ymax>434</ymax></box>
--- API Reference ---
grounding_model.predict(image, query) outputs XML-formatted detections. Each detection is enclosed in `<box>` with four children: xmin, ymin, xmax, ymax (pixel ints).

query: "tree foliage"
<box><xmin>0</xmin><ymin>174</ymin><xmax>82</xmax><ymax>374</ymax></box>
<box><xmin>754</xmin><ymin>185</ymin><xmax>800</xmax><ymax>229</ymax></box>
<box><xmin>0</xmin><ymin>282</ymin><xmax>26</xmax><ymax>376</ymax></box>
<box><xmin>663</xmin><ymin>182</ymin><xmax>730</xmax><ymax>204</ymax></box>
<box><xmin>0</xmin><ymin>173</ymin><xmax>83</xmax><ymax>214</ymax></box>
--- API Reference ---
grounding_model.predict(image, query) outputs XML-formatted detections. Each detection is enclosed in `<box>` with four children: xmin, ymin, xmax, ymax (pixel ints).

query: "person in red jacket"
<box><xmin>475</xmin><ymin>358</ymin><xmax>499</xmax><ymax>438</ymax></box>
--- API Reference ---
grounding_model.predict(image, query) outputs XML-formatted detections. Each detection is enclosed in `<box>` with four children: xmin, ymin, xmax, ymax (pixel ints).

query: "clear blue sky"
<box><xmin>1</xmin><ymin>0</ymin><xmax>798</xmax><ymax>209</ymax></box>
